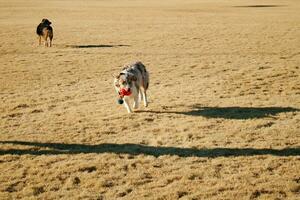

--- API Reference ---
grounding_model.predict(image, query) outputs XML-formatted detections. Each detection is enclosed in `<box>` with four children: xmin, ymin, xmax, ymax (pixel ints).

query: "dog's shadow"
<box><xmin>233</xmin><ymin>5</ymin><xmax>285</xmax><ymax>8</ymax></box>
<box><xmin>138</xmin><ymin>106</ymin><xmax>299</xmax><ymax>119</ymax></box>
<box><xmin>0</xmin><ymin>141</ymin><xmax>299</xmax><ymax>157</ymax></box>
<box><xmin>66</xmin><ymin>44</ymin><xmax>130</xmax><ymax>48</ymax></box>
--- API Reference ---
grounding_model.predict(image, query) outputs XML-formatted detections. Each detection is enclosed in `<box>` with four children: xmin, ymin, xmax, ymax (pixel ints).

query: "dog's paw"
<box><xmin>133</xmin><ymin>105</ymin><xmax>139</xmax><ymax>109</ymax></box>
<box><xmin>133</xmin><ymin>102</ymin><xmax>139</xmax><ymax>109</ymax></box>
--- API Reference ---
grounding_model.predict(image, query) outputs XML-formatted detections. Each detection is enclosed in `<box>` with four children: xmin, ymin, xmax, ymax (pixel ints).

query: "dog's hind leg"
<box><xmin>49</xmin><ymin>32</ymin><xmax>53</xmax><ymax>47</ymax></box>
<box><xmin>141</xmin><ymin>89</ymin><xmax>148</xmax><ymax>107</ymax></box>
<box><xmin>142</xmin><ymin>71</ymin><xmax>149</xmax><ymax>107</ymax></box>
<box><xmin>139</xmin><ymin>90</ymin><xmax>143</xmax><ymax>102</ymax></box>
<box><xmin>43</xmin><ymin>30</ymin><xmax>49</xmax><ymax>47</ymax></box>
<box><xmin>38</xmin><ymin>36</ymin><xmax>41</xmax><ymax>46</ymax></box>
<box><xmin>44</xmin><ymin>37</ymin><xmax>48</xmax><ymax>47</ymax></box>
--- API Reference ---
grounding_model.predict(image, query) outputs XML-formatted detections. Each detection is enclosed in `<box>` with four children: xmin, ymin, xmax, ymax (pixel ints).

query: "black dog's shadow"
<box><xmin>233</xmin><ymin>5</ymin><xmax>284</xmax><ymax>8</ymax></box>
<box><xmin>66</xmin><ymin>44</ymin><xmax>130</xmax><ymax>48</ymax></box>
<box><xmin>0</xmin><ymin>141</ymin><xmax>299</xmax><ymax>157</ymax></box>
<box><xmin>138</xmin><ymin>106</ymin><xmax>299</xmax><ymax>120</ymax></box>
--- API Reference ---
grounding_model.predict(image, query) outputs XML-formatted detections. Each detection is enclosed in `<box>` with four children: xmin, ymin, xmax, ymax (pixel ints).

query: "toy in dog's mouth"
<box><xmin>118</xmin><ymin>88</ymin><xmax>132</xmax><ymax>104</ymax></box>
<box><xmin>118</xmin><ymin>98</ymin><xmax>124</xmax><ymax>104</ymax></box>
<box><xmin>119</xmin><ymin>88</ymin><xmax>132</xmax><ymax>97</ymax></box>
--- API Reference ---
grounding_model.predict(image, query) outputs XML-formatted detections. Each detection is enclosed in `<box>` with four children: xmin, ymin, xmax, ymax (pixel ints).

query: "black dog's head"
<box><xmin>41</xmin><ymin>19</ymin><xmax>52</xmax><ymax>26</ymax></box>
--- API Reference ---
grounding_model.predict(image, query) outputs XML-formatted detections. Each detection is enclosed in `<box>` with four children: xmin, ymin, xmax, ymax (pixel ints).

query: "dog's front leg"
<box><xmin>123</xmin><ymin>98</ymin><xmax>132</xmax><ymax>113</ymax></box>
<box><xmin>39</xmin><ymin>36</ymin><xmax>41</xmax><ymax>46</ymax></box>
<box><xmin>139</xmin><ymin>91</ymin><xmax>143</xmax><ymax>102</ymax></box>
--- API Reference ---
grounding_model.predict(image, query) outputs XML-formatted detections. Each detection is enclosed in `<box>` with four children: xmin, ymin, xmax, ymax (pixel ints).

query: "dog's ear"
<box><xmin>42</xmin><ymin>19</ymin><xmax>51</xmax><ymax>25</ymax></box>
<box><xmin>113</xmin><ymin>74</ymin><xmax>120</xmax><ymax>79</ymax></box>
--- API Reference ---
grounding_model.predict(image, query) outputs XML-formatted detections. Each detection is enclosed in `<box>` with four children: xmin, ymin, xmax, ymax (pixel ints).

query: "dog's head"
<box><xmin>114</xmin><ymin>73</ymin><xmax>137</xmax><ymax>94</ymax></box>
<box><xmin>41</xmin><ymin>19</ymin><xmax>52</xmax><ymax>26</ymax></box>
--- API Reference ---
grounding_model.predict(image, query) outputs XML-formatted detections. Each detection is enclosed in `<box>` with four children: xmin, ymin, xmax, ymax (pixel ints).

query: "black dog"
<box><xmin>36</xmin><ymin>19</ymin><xmax>53</xmax><ymax>47</ymax></box>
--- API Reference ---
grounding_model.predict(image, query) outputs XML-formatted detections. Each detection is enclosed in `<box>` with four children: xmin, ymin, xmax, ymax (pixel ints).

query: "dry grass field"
<box><xmin>0</xmin><ymin>0</ymin><xmax>300</xmax><ymax>199</ymax></box>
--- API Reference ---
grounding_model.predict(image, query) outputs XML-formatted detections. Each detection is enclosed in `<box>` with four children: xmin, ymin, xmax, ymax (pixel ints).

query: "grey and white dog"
<box><xmin>114</xmin><ymin>61</ymin><xmax>149</xmax><ymax>113</ymax></box>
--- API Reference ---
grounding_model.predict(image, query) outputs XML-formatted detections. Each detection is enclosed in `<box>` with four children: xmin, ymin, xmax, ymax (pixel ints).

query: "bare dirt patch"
<box><xmin>0</xmin><ymin>0</ymin><xmax>299</xmax><ymax>199</ymax></box>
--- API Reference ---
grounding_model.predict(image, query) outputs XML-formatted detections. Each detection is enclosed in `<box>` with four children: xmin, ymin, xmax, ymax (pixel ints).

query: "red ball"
<box><xmin>120</xmin><ymin>88</ymin><xmax>132</xmax><ymax>96</ymax></box>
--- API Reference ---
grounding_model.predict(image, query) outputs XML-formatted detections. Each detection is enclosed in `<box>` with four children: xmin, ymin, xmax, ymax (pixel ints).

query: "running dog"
<box><xmin>114</xmin><ymin>61</ymin><xmax>149</xmax><ymax>113</ymax></box>
<box><xmin>36</xmin><ymin>19</ymin><xmax>53</xmax><ymax>47</ymax></box>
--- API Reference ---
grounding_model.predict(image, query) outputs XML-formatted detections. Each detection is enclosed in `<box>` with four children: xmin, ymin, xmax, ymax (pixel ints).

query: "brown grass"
<box><xmin>0</xmin><ymin>0</ymin><xmax>300</xmax><ymax>199</ymax></box>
